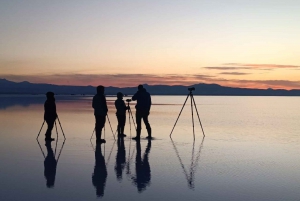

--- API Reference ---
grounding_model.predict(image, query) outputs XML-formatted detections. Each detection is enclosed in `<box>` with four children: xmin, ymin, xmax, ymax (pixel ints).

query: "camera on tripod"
<box><xmin>188</xmin><ymin>87</ymin><xmax>195</xmax><ymax>91</ymax></box>
<box><xmin>126</xmin><ymin>99</ymin><xmax>132</xmax><ymax>103</ymax></box>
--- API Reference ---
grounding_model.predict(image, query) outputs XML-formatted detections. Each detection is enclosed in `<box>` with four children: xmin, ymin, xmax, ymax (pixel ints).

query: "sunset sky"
<box><xmin>1</xmin><ymin>0</ymin><xmax>300</xmax><ymax>89</ymax></box>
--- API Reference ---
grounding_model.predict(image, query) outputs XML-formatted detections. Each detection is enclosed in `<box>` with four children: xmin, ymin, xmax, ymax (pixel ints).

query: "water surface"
<box><xmin>0</xmin><ymin>95</ymin><xmax>299</xmax><ymax>201</ymax></box>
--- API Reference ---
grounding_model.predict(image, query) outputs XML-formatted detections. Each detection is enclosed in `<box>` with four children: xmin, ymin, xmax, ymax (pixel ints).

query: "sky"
<box><xmin>1</xmin><ymin>0</ymin><xmax>300</xmax><ymax>89</ymax></box>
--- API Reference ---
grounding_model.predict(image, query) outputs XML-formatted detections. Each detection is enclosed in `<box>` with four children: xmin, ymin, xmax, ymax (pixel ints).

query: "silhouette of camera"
<box><xmin>126</xmin><ymin>99</ymin><xmax>131</xmax><ymax>102</ymax></box>
<box><xmin>188</xmin><ymin>87</ymin><xmax>195</xmax><ymax>91</ymax></box>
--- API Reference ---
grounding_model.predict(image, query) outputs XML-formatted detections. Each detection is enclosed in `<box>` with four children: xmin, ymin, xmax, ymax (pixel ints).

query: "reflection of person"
<box><xmin>44</xmin><ymin>92</ymin><xmax>57</xmax><ymax>141</ymax></box>
<box><xmin>44</xmin><ymin>141</ymin><xmax>57</xmax><ymax>188</ymax></box>
<box><xmin>115</xmin><ymin>92</ymin><xmax>128</xmax><ymax>137</ymax></box>
<box><xmin>115</xmin><ymin>136</ymin><xmax>126</xmax><ymax>181</ymax></box>
<box><xmin>92</xmin><ymin>144</ymin><xmax>107</xmax><ymax>198</ymax></box>
<box><xmin>92</xmin><ymin>86</ymin><xmax>108</xmax><ymax>144</ymax></box>
<box><xmin>131</xmin><ymin>85</ymin><xmax>152</xmax><ymax>140</ymax></box>
<box><xmin>132</xmin><ymin>139</ymin><xmax>152</xmax><ymax>193</ymax></box>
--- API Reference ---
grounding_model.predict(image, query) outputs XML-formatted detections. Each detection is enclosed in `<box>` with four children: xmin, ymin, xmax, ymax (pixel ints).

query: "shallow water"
<box><xmin>0</xmin><ymin>95</ymin><xmax>300</xmax><ymax>201</ymax></box>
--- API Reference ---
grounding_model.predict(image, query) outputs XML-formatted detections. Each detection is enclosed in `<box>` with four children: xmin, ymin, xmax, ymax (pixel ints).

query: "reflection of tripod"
<box><xmin>170</xmin><ymin>137</ymin><xmax>205</xmax><ymax>189</ymax></box>
<box><xmin>170</xmin><ymin>87</ymin><xmax>205</xmax><ymax>139</ymax></box>
<box><xmin>91</xmin><ymin>115</ymin><xmax>116</xmax><ymax>141</ymax></box>
<box><xmin>36</xmin><ymin>138</ymin><xmax>66</xmax><ymax>162</ymax></box>
<box><xmin>90</xmin><ymin>139</ymin><xmax>116</xmax><ymax>166</ymax></box>
<box><xmin>37</xmin><ymin>116</ymin><xmax>66</xmax><ymax>140</ymax></box>
<box><xmin>126</xmin><ymin>100</ymin><xmax>137</xmax><ymax>136</ymax></box>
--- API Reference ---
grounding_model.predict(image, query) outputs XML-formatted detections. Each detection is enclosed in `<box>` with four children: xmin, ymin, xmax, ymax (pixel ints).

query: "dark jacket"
<box><xmin>115</xmin><ymin>99</ymin><xmax>127</xmax><ymax>116</ymax></box>
<box><xmin>92</xmin><ymin>93</ymin><xmax>108</xmax><ymax>116</ymax></box>
<box><xmin>132</xmin><ymin>89</ymin><xmax>151</xmax><ymax>112</ymax></box>
<box><xmin>44</xmin><ymin>98</ymin><xmax>57</xmax><ymax>120</ymax></box>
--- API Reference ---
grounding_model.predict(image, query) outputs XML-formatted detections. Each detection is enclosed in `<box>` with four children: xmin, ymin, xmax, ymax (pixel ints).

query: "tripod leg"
<box><xmin>90</xmin><ymin>128</ymin><xmax>95</xmax><ymax>140</ymax></box>
<box><xmin>129</xmin><ymin>109</ymin><xmax>137</xmax><ymax>130</ymax></box>
<box><xmin>36</xmin><ymin>139</ymin><xmax>46</xmax><ymax>159</ymax></box>
<box><xmin>37</xmin><ymin>120</ymin><xmax>45</xmax><ymax>139</ymax></box>
<box><xmin>192</xmin><ymin>96</ymin><xmax>205</xmax><ymax>137</ymax></box>
<box><xmin>56</xmin><ymin>139</ymin><xmax>66</xmax><ymax>163</ymax></box>
<box><xmin>106</xmin><ymin>115</ymin><xmax>116</xmax><ymax>141</ymax></box>
<box><xmin>190</xmin><ymin>94</ymin><xmax>195</xmax><ymax>140</ymax></box>
<box><xmin>55</xmin><ymin>121</ymin><xmax>59</xmax><ymax>139</ymax></box>
<box><xmin>170</xmin><ymin>94</ymin><xmax>190</xmax><ymax>137</ymax></box>
<box><xmin>128</xmin><ymin>110</ymin><xmax>132</xmax><ymax>136</ymax></box>
<box><xmin>57</xmin><ymin>117</ymin><xmax>66</xmax><ymax>139</ymax></box>
<box><xmin>104</xmin><ymin>125</ymin><xmax>106</xmax><ymax>140</ymax></box>
<box><xmin>54</xmin><ymin>121</ymin><xmax>59</xmax><ymax>154</ymax></box>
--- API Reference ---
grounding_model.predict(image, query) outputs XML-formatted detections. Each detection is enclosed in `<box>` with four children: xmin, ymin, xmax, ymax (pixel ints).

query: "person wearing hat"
<box><xmin>44</xmin><ymin>92</ymin><xmax>57</xmax><ymax>141</ymax></box>
<box><xmin>115</xmin><ymin>92</ymin><xmax>128</xmax><ymax>137</ymax></box>
<box><xmin>131</xmin><ymin>85</ymin><xmax>152</xmax><ymax>140</ymax></box>
<box><xmin>92</xmin><ymin>85</ymin><xmax>108</xmax><ymax>143</ymax></box>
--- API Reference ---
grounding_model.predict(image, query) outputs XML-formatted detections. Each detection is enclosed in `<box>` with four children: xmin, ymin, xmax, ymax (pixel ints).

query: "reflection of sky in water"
<box><xmin>0</xmin><ymin>95</ymin><xmax>300</xmax><ymax>201</ymax></box>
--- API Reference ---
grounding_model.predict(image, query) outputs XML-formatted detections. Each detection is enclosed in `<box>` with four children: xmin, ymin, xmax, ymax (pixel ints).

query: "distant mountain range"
<box><xmin>1</xmin><ymin>78</ymin><xmax>300</xmax><ymax>96</ymax></box>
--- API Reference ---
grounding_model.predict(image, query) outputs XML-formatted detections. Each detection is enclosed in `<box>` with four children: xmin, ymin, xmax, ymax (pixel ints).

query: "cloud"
<box><xmin>219</xmin><ymin>72</ymin><xmax>251</xmax><ymax>75</ymax></box>
<box><xmin>204</xmin><ymin>63</ymin><xmax>300</xmax><ymax>72</ymax></box>
<box><xmin>204</xmin><ymin>66</ymin><xmax>252</xmax><ymax>70</ymax></box>
<box><xmin>223</xmin><ymin>63</ymin><xmax>300</xmax><ymax>69</ymax></box>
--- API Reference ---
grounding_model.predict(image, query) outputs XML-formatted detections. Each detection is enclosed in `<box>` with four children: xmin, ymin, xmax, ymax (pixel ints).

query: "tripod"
<box><xmin>170</xmin><ymin>87</ymin><xmax>205</xmax><ymax>139</ymax></box>
<box><xmin>90</xmin><ymin>115</ymin><xmax>116</xmax><ymax>140</ymax></box>
<box><xmin>126</xmin><ymin>100</ymin><xmax>137</xmax><ymax>135</ymax></box>
<box><xmin>37</xmin><ymin>116</ymin><xmax>66</xmax><ymax>140</ymax></box>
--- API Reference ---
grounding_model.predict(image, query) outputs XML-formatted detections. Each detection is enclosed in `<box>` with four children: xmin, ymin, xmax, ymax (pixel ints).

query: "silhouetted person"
<box><xmin>115</xmin><ymin>136</ymin><xmax>126</xmax><ymax>181</ymax></box>
<box><xmin>92</xmin><ymin>86</ymin><xmax>108</xmax><ymax>144</ymax></box>
<box><xmin>132</xmin><ymin>139</ymin><xmax>152</xmax><ymax>193</ymax></box>
<box><xmin>44</xmin><ymin>92</ymin><xmax>57</xmax><ymax>141</ymax></box>
<box><xmin>132</xmin><ymin>85</ymin><xmax>152</xmax><ymax>140</ymax></box>
<box><xmin>115</xmin><ymin>92</ymin><xmax>129</xmax><ymax>137</ymax></box>
<box><xmin>92</xmin><ymin>144</ymin><xmax>107</xmax><ymax>198</ymax></box>
<box><xmin>44</xmin><ymin>141</ymin><xmax>57</xmax><ymax>188</ymax></box>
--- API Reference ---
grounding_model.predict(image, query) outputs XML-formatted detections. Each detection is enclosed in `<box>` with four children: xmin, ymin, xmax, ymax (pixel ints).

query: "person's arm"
<box><xmin>114</xmin><ymin>100</ymin><xmax>118</xmax><ymax>110</ymax></box>
<box><xmin>54</xmin><ymin>103</ymin><xmax>57</xmax><ymax>118</ymax></box>
<box><xmin>92</xmin><ymin>96</ymin><xmax>95</xmax><ymax>109</ymax></box>
<box><xmin>131</xmin><ymin>92</ymin><xmax>139</xmax><ymax>101</ymax></box>
<box><xmin>102</xmin><ymin>95</ymin><xmax>108</xmax><ymax>113</ymax></box>
<box><xmin>149</xmin><ymin>94</ymin><xmax>151</xmax><ymax>110</ymax></box>
<box><xmin>123</xmin><ymin>101</ymin><xmax>129</xmax><ymax>110</ymax></box>
<box><xmin>44</xmin><ymin>102</ymin><xmax>47</xmax><ymax>120</ymax></box>
<box><xmin>115</xmin><ymin>100</ymin><xmax>121</xmax><ymax>111</ymax></box>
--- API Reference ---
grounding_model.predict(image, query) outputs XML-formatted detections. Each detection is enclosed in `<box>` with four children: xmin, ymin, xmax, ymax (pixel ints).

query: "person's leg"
<box><xmin>99</xmin><ymin>115</ymin><xmax>106</xmax><ymax>142</ymax></box>
<box><xmin>96</xmin><ymin>115</ymin><xmax>106</xmax><ymax>141</ymax></box>
<box><xmin>142</xmin><ymin>112</ymin><xmax>152</xmax><ymax>138</ymax></box>
<box><xmin>45</xmin><ymin>119</ymin><xmax>55</xmax><ymax>140</ymax></box>
<box><xmin>117</xmin><ymin>115</ymin><xmax>121</xmax><ymax>136</ymax></box>
<box><xmin>134</xmin><ymin>110</ymin><xmax>142</xmax><ymax>139</ymax></box>
<box><xmin>120</xmin><ymin>115</ymin><xmax>126</xmax><ymax>136</ymax></box>
<box><xmin>95</xmin><ymin>115</ymin><xmax>101</xmax><ymax>141</ymax></box>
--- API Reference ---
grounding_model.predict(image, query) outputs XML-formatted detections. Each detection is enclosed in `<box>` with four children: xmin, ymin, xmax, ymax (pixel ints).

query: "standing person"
<box><xmin>132</xmin><ymin>85</ymin><xmax>152</xmax><ymax>140</ymax></box>
<box><xmin>44</xmin><ymin>92</ymin><xmax>57</xmax><ymax>141</ymax></box>
<box><xmin>92</xmin><ymin>85</ymin><xmax>108</xmax><ymax>144</ymax></box>
<box><xmin>115</xmin><ymin>92</ymin><xmax>128</xmax><ymax>137</ymax></box>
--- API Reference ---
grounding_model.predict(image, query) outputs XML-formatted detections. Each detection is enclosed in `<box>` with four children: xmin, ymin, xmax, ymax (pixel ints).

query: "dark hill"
<box><xmin>0</xmin><ymin>78</ymin><xmax>300</xmax><ymax>96</ymax></box>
